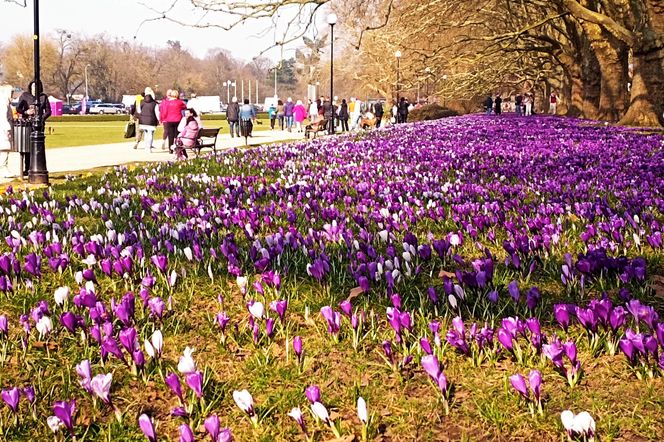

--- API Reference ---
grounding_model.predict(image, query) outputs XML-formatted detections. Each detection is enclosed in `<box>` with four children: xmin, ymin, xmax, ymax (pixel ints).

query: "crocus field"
<box><xmin>0</xmin><ymin>115</ymin><xmax>663</xmax><ymax>441</ymax></box>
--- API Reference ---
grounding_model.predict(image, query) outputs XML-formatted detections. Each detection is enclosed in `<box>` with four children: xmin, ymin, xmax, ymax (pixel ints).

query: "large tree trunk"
<box><xmin>591</xmin><ymin>30</ymin><xmax>629</xmax><ymax>121</ymax></box>
<box><xmin>565</xmin><ymin>63</ymin><xmax>584</xmax><ymax>117</ymax></box>
<box><xmin>619</xmin><ymin>1</ymin><xmax>664</xmax><ymax>127</ymax></box>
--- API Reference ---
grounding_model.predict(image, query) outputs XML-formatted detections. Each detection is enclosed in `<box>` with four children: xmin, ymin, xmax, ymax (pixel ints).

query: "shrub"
<box><xmin>48</xmin><ymin>112</ymin><xmax>268</xmax><ymax>123</ymax></box>
<box><xmin>409</xmin><ymin>104</ymin><xmax>459</xmax><ymax>122</ymax></box>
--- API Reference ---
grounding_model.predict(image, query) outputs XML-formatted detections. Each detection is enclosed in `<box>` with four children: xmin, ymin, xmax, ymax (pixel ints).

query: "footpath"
<box><xmin>0</xmin><ymin>129</ymin><xmax>306</xmax><ymax>185</ymax></box>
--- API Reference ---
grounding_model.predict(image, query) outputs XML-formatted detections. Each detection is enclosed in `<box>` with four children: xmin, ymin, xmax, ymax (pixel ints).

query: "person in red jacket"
<box><xmin>160</xmin><ymin>89</ymin><xmax>186</xmax><ymax>153</ymax></box>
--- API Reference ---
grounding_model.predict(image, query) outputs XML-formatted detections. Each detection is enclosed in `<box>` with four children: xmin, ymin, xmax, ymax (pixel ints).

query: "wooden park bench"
<box><xmin>305</xmin><ymin>118</ymin><xmax>329</xmax><ymax>139</ymax></box>
<box><xmin>190</xmin><ymin>127</ymin><xmax>220</xmax><ymax>157</ymax></box>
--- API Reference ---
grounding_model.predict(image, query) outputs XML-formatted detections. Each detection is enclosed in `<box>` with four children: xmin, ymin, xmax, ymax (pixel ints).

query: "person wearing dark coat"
<box><xmin>494</xmin><ymin>94</ymin><xmax>503</xmax><ymax>115</ymax></box>
<box><xmin>226</xmin><ymin>97</ymin><xmax>240</xmax><ymax>138</ymax></box>
<box><xmin>338</xmin><ymin>99</ymin><xmax>349</xmax><ymax>132</ymax></box>
<box><xmin>397</xmin><ymin>97</ymin><xmax>409</xmax><ymax>123</ymax></box>
<box><xmin>484</xmin><ymin>96</ymin><xmax>493</xmax><ymax>114</ymax></box>
<box><xmin>374</xmin><ymin>101</ymin><xmax>384</xmax><ymax>128</ymax></box>
<box><xmin>16</xmin><ymin>81</ymin><xmax>51</xmax><ymax>177</ymax></box>
<box><xmin>138</xmin><ymin>88</ymin><xmax>159</xmax><ymax>151</ymax></box>
<box><xmin>322</xmin><ymin>97</ymin><xmax>334</xmax><ymax>134</ymax></box>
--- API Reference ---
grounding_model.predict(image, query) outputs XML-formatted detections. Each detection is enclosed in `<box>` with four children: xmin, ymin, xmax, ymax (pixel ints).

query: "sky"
<box><xmin>0</xmin><ymin>0</ymin><xmax>320</xmax><ymax>61</ymax></box>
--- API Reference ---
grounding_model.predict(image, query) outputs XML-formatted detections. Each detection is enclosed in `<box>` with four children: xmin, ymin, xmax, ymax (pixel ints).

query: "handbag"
<box><xmin>124</xmin><ymin>120</ymin><xmax>136</xmax><ymax>138</ymax></box>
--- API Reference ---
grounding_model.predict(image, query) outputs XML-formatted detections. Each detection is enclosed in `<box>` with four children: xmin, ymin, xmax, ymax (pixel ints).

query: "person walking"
<box><xmin>397</xmin><ymin>97</ymin><xmax>410</xmax><ymax>123</ymax></box>
<box><xmin>131</xmin><ymin>93</ymin><xmax>144</xmax><ymax>149</ymax></box>
<box><xmin>226</xmin><ymin>97</ymin><xmax>240</xmax><ymax>138</ymax></box>
<box><xmin>351</xmin><ymin>97</ymin><xmax>363</xmax><ymax>130</ymax></box>
<box><xmin>284</xmin><ymin>98</ymin><xmax>295</xmax><ymax>131</ymax></box>
<box><xmin>293</xmin><ymin>99</ymin><xmax>307</xmax><ymax>132</ymax></box>
<box><xmin>0</xmin><ymin>84</ymin><xmax>14</xmax><ymax>178</ymax></box>
<box><xmin>494</xmin><ymin>94</ymin><xmax>502</xmax><ymax>115</ymax></box>
<box><xmin>549</xmin><ymin>91</ymin><xmax>558</xmax><ymax>114</ymax></box>
<box><xmin>308</xmin><ymin>99</ymin><xmax>318</xmax><ymax>122</ymax></box>
<box><xmin>239</xmin><ymin>98</ymin><xmax>256</xmax><ymax>144</ymax></box>
<box><xmin>138</xmin><ymin>87</ymin><xmax>160</xmax><ymax>152</ymax></box>
<box><xmin>524</xmin><ymin>94</ymin><xmax>533</xmax><ymax>116</ymax></box>
<box><xmin>17</xmin><ymin>81</ymin><xmax>50</xmax><ymax>177</ymax></box>
<box><xmin>322</xmin><ymin>97</ymin><xmax>334</xmax><ymax>134</ymax></box>
<box><xmin>267</xmin><ymin>101</ymin><xmax>277</xmax><ymax>129</ymax></box>
<box><xmin>276</xmin><ymin>99</ymin><xmax>285</xmax><ymax>130</ymax></box>
<box><xmin>374</xmin><ymin>100</ymin><xmax>384</xmax><ymax>128</ymax></box>
<box><xmin>158</xmin><ymin>89</ymin><xmax>172</xmax><ymax>150</ymax></box>
<box><xmin>484</xmin><ymin>95</ymin><xmax>493</xmax><ymax>115</ymax></box>
<box><xmin>161</xmin><ymin>89</ymin><xmax>186</xmax><ymax>153</ymax></box>
<box><xmin>515</xmin><ymin>94</ymin><xmax>523</xmax><ymax>116</ymax></box>
<box><xmin>338</xmin><ymin>99</ymin><xmax>349</xmax><ymax>132</ymax></box>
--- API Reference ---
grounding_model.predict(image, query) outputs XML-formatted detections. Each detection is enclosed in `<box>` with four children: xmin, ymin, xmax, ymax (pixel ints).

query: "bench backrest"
<box><xmin>198</xmin><ymin>128</ymin><xmax>220</xmax><ymax>138</ymax></box>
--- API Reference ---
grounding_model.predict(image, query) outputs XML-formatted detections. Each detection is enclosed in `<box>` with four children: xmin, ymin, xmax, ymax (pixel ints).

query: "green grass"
<box><xmin>44</xmin><ymin>118</ymin><xmax>275</xmax><ymax>148</ymax></box>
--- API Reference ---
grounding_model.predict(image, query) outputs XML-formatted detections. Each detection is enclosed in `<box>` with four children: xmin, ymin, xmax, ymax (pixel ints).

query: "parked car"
<box><xmin>88</xmin><ymin>103</ymin><xmax>122</xmax><ymax>115</ymax></box>
<box><xmin>62</xmin><ymin>104</ymin><xmax>82</xmax><ymax>115</ymax></box>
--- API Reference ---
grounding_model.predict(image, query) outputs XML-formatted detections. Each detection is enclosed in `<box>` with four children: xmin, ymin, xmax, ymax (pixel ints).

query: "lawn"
<box><xmin>0</xmin><ymin>115</ymin><xmax>662</xmax><ymax>441</ymax></box>
<box><xmin>44</xmin><ymin>118</ymin><xmax>275</xmax><ymax>148</ymax></box>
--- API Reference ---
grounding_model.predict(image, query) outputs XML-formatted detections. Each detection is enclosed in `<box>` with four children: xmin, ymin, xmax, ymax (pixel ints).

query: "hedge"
<box><xmin>409</xmin><ymin>104</ymin><xmax>459</xmax><ymax>122</ymax></box>
<box><xmin>48</xmin><ymin>112</ymin><xmax>269</xmax><ymax>123</ymax></box>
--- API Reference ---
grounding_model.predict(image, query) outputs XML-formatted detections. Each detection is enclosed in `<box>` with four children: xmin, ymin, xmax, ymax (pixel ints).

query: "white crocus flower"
<box><xmin>177</xmin><ymin>347</ymin><xmax>197</xmax><ymax>374</ymax></box>
<box><xmin>357</xmin><ymin>397</ymin><xmax>368</xmax><ymax>424</ymax></box>
<box><xmin>54</xmin><ymin>286</ymin><xmax>70</xmax><ymax>306</ymax></box>
<box><xmin>36</xmin><ymin>316</ymin><xmax>53</xmax><ymax>338</ymax></box>
<box><xmin>232</xmin><ymin>389</ymin><xmax>255</xmax><ymax>416</ymax></box>
<box><xmin>311</xmin><ymin>401</ymin><xmax>330</xmax><ymax>424</ymax></box>
<box><xmin>248</xmin><ymin>301</ymin><xmax>265</xmax><ymax>320</ymax></box>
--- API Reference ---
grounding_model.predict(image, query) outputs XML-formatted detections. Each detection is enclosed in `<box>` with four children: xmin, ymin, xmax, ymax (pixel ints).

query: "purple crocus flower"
<box><xmin>421</xmin><ymin>354</ymin><xmax>441</xmax><ymax>381</ymax></box>
<box><xmin>90</xmin><ymin>373</ymin><xmax>113</xmax><ymax>404</ymax></box>
<box><xmin>22</xmin><ymin>386</ymin><xmax>35</xmax><ymax>404</ymax></box>
<box><xmin>76</xmin><ymin>360</ymin><xmax>93</xmax><ymax>393</ymax></box>
<box><xmin>269</xmin><ymin>299</ymin><xmax>288</xmax><ymax>322</ymax></box>
<box><xmin>528</xmin><ymin>369</ymin><xmax>542</xmax><ymax>402</ymax></box>
<box><xmin>496</xmin><ymin>328</ymin><xmax>513</xmax><ymax>351</ymax></box>
<box><xmin>2</xmin><ymin>387</ymin><xmax>20</xmax><ymax>412</ymax></box>
<box><xmin>266</xmin><ymin>318</ymin><xmax>275</xmax><ymax>337</ymax></box>
<box><xmin>339</xmin><ymin>300</ymin><xmax>353</xmax><ymax>317</ymax></box>
<box><xmin>148</xmin><ymin>297</ymin><xmax>165</xmax><ymax>318</ymax></box>
<box><xmin>305</xmin><ymin>385</ymin><xmax>320</xmax><ymax>404</ymax></box>
<box><xmin>185</xmin><ymin>371</ymin><xmax>204</xmax><ymax>399</ymax></box>
<box><xmin>507</xmin><ymin>280</ymin><xmax>520</xmax><ymax>302</ymax></box>
<box><xmin>179</xmin><ymin>424</ymin><xmax>194</xmax><ymax>442</ymax></box>
<box><xmin>52</xmin><ymin>399</ymin><xmax>76</xmax><ymax>433</ymax></box>
<box><xmin>204</xmin><ymin>414</ymin><xmax>221</xmax><ymax>441</ymax></box>
<box><xmin>390</xmin><ymin>293</ymin><xmax>402</xmax><ymax>309</ymax></box>
<box><xmin>293</xmin><ymin>336</ymin><xmax>303</xmax><ymax>360</ymax></box>
<box><xmin>420</xmin><ymin>337</ymin><xmax>433</xmax><ymax>355</ymax></box>
<box><xmin>553</xmin><ymin>304</ymin><xmax>572</xmax><ymax>331</ymax></box>
<box><xmin>60</xmin><ymin>312</ymin><xmax>78</xmax><ymax>333</ymax></box>
<box><xmin>150</xmin><ymin>255</ymin><xmax>168</xmax><ymax>273</ymax></box>
<box><xmin>119</xmin><ymin>327</ymin><xmax>138</xmax><ymax>354</ymax></box>
<box><xmin>427</xmin><ymin>287</ymin><xmax>439</xmax><ymax>304</ymax></box>
<box><xmin>609</xmin><ymin>306</ymin><xmax>627</xmax><ymax>331</ymax></box>
<box><xmin>165</xmin><ymin>372</ymin><xmax>183</xmax><ymax>400</ymax></box>
<box><xmin>0</xmin><ymin>315</ymin><xmax>7</xmax><ymax>336</ymax></box>
<box><xmin>138</xmin><ymin>414</ymin><xmax>156</xmax><ymax>442</ymax></box>
<box><xmin>509</xmin><ymin>373</ymin><xmax>529</xmax><ymax>399</ymax></box>
<box><xmin>320</xmin><ymin>306</ymin><xmax>340</xmax><ymax>335</ymax></box>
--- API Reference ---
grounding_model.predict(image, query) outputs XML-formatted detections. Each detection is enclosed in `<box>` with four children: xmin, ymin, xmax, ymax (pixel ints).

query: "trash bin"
<box><xmin>12</xmin><ymin>119</ymin><xmax>32</xmax><ymax>153</ymax></box>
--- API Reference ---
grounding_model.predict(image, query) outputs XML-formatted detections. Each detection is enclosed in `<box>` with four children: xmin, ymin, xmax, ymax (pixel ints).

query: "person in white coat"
<box><xmin>0</xmin><ymin>84</ymin><xmax>15</xmax><ymax>178</ymax></box>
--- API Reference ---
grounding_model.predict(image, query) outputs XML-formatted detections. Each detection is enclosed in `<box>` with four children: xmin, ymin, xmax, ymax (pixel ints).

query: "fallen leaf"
<box><xmin>439</xmin><ymin>270</ymin><xmax>455</xmax><ymax>279</ymax></box>
<box><xmin>348</xmin><ymin>286</ymin><xmax>363</xmax><ymax>301</ymax></box>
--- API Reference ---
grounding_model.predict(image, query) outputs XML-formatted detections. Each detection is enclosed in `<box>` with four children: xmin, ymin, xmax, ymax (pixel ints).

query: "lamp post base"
<box><xmin>29</xmin><ymin>128</ymin><xmax>49</xmax><ymax>185</ymax></box>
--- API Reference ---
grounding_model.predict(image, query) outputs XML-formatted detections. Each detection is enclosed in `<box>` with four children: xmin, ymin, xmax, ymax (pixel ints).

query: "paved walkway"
<box><xmin>0</xmin><ymin>129</ymin><xmax>307</xmax><ymax>184</ymax></box>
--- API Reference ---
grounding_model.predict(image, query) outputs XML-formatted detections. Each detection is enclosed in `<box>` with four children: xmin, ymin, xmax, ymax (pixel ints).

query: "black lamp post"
<box><xmin>327</xmin><ymin>12</ymin><xmax>337</xmax><ymax>135</ymax></box>
<box><xmin>30</xmin><ymin>0</ymin><xmax>49</xmax><ymax>184</ymax></box>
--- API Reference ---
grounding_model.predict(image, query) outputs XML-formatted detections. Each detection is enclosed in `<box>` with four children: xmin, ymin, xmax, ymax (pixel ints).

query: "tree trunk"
<box><xmin>565</xmin><ymin>63</ymin><xmax>584</xmax><ymax>117</ymax></box>
<box><xmin>618</xmin><ymin>1</ymin><xmax>664</xmax><ymax>127</ymax></box>
<box><xmin>590</xmin><ymin>30</ymin><xmax>629</xmax><ymax>121</ymax></box>
<box><xmin>618</xmin><ymin>45</ymin><xmax>664</xmax><ymax>127</ymax></box>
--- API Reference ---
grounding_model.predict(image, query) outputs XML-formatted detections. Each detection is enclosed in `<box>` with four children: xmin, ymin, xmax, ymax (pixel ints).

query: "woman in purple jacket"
<box><xmin>284</xmin><ymin>97</ymin><xmax>295</xmax><ymax>132</ymax></box>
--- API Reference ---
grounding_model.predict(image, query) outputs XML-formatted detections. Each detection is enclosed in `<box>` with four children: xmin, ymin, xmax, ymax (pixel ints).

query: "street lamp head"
<box><xmin>395</xmin><ymin>50</ymin><xmax>402</xmax><ymax>58</ymax></box>
<box><xmin>443</xmin><ymin>74</ymin><xmax>448</xmax><ymax>80</ymax></box>
<box><xmin>425</xmin><ymin>67</ymin><xmax>432</xmax><ymax>73</ymax></box>
<box><xmin>327</xmin><ymin>13</ymin><xmax>338</xmax><ymax>25</ymax></box>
